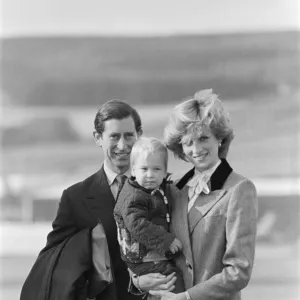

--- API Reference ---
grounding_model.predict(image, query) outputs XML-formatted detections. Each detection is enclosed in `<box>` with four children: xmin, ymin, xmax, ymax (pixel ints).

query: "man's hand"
<box><xmin>149</xmin><ymin>290</ymin><xmax>186</xmax><ymax>300</ymax></box>
<box><xmin>169</xmin><ymin>238</ymin><xmax>183</xmax><ymax>254</ymax></box>
<box><xmin>137</xmin><ymin>272</ymin><xmax>177</xmax><ymax>292</ymax></box>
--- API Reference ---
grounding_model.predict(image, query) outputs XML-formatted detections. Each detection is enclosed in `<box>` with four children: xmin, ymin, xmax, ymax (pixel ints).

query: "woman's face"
<box><xmin>181</xmin><ymin>126</ymin><xmax>220</xmax><ymax>172</ymax></box>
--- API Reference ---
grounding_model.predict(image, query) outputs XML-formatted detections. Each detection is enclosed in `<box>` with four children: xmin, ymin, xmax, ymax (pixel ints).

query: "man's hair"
<box><xmin>130</xmin><ymin>137</ymin><xmax>168</xmax><ymax>170</ymax></box>
<box><xmin>94</xmin><ymin>99</ymin><xmax>142</xmax><ymax>134</ymax></box>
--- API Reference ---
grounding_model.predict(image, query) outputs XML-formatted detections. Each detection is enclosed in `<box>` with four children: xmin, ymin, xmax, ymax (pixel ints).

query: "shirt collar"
<box><xmin>187</xmin><ymin>159</ymin><xmax>222</xmax><ymax>189</ymax></box>
<box><xmin>103</xmin><ymin>161</ymin><xmax>131</xmax><ymax>186</ymax></box>
<box><xmin>176</xmin><ymin>159</ymin><xmax>233</xmax><ymax>191</ymax></box>
<box><xmin>194</xmin><ymin>159</ymin><xmax>221</xmax><ymax>179</ymax></box>
<box><xmin>186</xmin><ymin>159</ymin><xmax>222</xmax><ymax>200</ymax></box>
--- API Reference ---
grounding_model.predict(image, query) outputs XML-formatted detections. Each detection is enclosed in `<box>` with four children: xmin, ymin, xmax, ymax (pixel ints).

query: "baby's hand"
<box><xmin>169</xmin><ymin>238</ymin><xmax>182</xmax><ymax>254</ymax></box>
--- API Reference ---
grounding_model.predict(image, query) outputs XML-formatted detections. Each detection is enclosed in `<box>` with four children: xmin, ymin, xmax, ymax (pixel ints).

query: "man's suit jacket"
<box><xmin>20</xmin><ymin>167</ymin><xmax>141</xmax><ymax>300</ymax></box>
<box><xmin>169</xmin><ymin>159</ymin><xmax>258</xmax><ymax>300</ymax></box>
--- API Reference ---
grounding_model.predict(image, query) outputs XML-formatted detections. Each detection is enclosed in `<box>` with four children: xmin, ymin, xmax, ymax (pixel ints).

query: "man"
<box><xmin>20</xmin><ymin>100</ymin><xmax>175</xmax><ymax>300</ymax></box>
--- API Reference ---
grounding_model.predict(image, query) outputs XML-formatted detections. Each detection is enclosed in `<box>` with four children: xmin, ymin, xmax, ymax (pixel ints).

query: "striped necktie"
<box><xmin>116</xmin><ymin>174</ymin><xmax>127</xmax><ymax>200</ymax></box>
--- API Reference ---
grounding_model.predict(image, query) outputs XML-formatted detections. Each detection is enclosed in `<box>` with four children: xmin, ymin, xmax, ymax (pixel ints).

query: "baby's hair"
<box><xmin>130</xmin><ymin>137</ymin><xmax>168</xmax><ymax>170</ymax></box>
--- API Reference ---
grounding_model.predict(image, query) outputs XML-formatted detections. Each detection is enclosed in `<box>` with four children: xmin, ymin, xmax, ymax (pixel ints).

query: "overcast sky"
<box><xmin>1</xmin><ymin>0</ymin><xmax>299</xmax><ymax>36</ymax></box>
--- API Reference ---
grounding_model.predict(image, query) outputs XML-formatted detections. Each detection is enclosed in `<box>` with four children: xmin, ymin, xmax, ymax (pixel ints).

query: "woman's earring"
<box><xmin>218</xmin><ymin>141</ymin><xmax>222</xmax><ymax>147</ymax></box>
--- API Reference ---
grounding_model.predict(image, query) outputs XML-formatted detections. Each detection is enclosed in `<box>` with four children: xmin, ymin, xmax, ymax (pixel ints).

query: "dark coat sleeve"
<box><xmin>42</xmin><ymin>189</ymin><xmax>79</xmax><ymax>253</ymax></box>
<box><xmin>20</xmin><ymin>189</ymin><xmax>93</xmax><ymax>300</ymax></box>
<box><xmin>20</xmin><ymin>237</ymin><xmax>69</xmax><ymax>300</ymax></box>
<box><xmin>122</xmin><ymin>191</ymin><xmax>175</xmax><ymax>256</ymax></box>
<box><xmin>49</xmin><ymin>229</ymin><xmax>92</xmax><ymax>300</ymax></box>
<box><xmin>20</xmin><ymin>229</ymin><xmax>91</xmax><ymax>300</ymax></box>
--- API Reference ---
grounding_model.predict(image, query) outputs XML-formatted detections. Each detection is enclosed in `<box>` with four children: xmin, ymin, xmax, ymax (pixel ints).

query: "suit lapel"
<box><xmin>171</xmin><ymin>186</ymin><xmax>193</xmax><ymax>267</ymax></box>
<box><xmin>83</xmin><ymin>167</ymin><xmax>117</xmax><ymax>235</ymax></box>
<box><xmin>188</xmin><ymin>190</ymin><xmax>226</xmax><ymax>234</ymax></box>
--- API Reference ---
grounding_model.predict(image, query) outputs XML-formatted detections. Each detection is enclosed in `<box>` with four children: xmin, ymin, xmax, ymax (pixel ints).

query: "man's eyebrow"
<box><xmin>109</xmin><ymin>131</ymin><xmax>135</xmax><ymax>136</ymax></box>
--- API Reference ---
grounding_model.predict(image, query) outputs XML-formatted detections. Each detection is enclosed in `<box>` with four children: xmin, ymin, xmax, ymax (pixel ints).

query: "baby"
<box><xmin>114</xmin><ymin>137</ymin><xmax>184</xmax><ymax>293</ymax></box>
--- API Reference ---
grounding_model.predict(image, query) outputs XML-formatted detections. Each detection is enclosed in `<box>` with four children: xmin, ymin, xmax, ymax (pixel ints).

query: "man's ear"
<box><xmin>93</xmin><ymin>131</ymin><xmax>102</xmax><ymax>147</ymax></box>
<box><xmin>137</xmin><ymin>129</ymin><xmax>143</xmax><ymax>138</ymax></box>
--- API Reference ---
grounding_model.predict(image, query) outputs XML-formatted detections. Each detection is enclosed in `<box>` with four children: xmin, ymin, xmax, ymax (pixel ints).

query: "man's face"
<box><xmin>94</xmin><ymin>117</ymin><xmax>141</xmax><ymax>174</ymax></box>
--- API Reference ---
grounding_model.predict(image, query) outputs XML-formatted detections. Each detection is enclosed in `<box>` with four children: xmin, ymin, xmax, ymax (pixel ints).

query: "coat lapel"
<box><xmin>83</xmin><ymin>167</ymin><xmax>116</xmax><ymax>229</ymax></box>
<box><xmin>171</xmin><ymin>185</ymin><xmax>193</xmax><ymax>267</ymax></box>
<box><xmin>173</xmin><ymin>159</ymin><xmax>233</xmax><ymax>260</ymax></box>
<box><xmin>210</xmin><ymin>159</ymin><xmax>233</xmax><ymax>191</ymax></box>
<box><xmin>188</xmin><ymin>190</ymin><xmax>226</xmax><ymax>234</ymax></box>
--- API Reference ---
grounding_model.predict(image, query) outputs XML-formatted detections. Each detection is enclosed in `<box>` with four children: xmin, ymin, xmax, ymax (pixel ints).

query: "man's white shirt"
<box><xmin>103</xmin><ymin>162</ymin><xmax>131</xmax><ymax>200</ymax></box>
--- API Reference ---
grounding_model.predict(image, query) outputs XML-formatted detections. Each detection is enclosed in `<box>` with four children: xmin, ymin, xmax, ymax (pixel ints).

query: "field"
<box><xmin>2</xmin><ymin>32</ymin><xmax>299</xmax><ymax>106</ymax></box>
<box><xmin>1</xmin><ymin>97</ymin><xmax>300</xmax><ymax>299</ymax></box>
<box><xmin>2</xmin><ymin>95</ymin><xmax>299</xmax><ymax>179</ymax></box>
<box><xmin>1</xmin><ymin>247</ymin><xmax>299</xmax><ymax>300</ymax></box>
<box><xmin>0</xmin><ymin>223</ymin><xmax>299</xmax><ymax>300</ymax></box>
<box><xmin>1</xmin><ymin>31</ymin><xmax>299</xmax><ymax>299</ymax></box>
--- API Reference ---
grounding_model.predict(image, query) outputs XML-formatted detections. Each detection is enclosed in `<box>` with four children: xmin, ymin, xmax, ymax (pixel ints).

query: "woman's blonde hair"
<box><xmin>130</xmin><ymin>137</ymin><xmax>168</xmax><ymax>170</ymax></box>
<box><xmin>164</xmin><ymin>89</ymin><xmax>234</xmax><ymax>160</ymax></box>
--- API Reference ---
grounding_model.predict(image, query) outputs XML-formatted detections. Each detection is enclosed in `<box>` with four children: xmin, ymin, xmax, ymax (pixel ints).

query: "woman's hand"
<box><xmin>137</xmin><ymin>272</ymin><xmax>177</xmax><ymax>292</ymax></box>
<box><xmin>149</xmin><ymin>290</ymin><xmax>186</xmax><ymax>300</ymax></box>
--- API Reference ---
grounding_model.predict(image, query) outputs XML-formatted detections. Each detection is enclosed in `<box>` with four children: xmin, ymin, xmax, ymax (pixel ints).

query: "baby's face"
<box><xmin>132</xmin><ymin>152</ymin><xmax>167</xmax><ymax>190</ymax></box>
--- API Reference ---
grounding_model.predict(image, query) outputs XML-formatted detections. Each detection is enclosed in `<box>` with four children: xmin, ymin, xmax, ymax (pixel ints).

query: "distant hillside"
<box><xmin>1</xmin><ymin>31</ymin><xmax>299</xmax><ymax>106</ymax></box>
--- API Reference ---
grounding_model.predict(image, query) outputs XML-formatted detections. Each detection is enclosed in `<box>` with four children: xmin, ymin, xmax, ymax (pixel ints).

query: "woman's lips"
<box><xmin>115</xmin><ymin>152</ymin><xmax>129</xmax><ymax>158</ymax></box>
<box><xmin>193</xmin><ymin>153</ymin><xmax>208</xmax><ymax>161</ymax></box>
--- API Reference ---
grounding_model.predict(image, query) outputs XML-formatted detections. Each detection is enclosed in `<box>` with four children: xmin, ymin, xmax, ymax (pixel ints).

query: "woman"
<box><xmin>150</xmin><ymin>89</ymin><xmax>258</xmax><ymax>300</ymax></box>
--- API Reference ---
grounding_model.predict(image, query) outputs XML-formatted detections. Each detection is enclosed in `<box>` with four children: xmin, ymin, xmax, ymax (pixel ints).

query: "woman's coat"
<box><xmin>168</xmin><ymin>159</ymin><xmax>258</xmax><ymax>300</ymax></box>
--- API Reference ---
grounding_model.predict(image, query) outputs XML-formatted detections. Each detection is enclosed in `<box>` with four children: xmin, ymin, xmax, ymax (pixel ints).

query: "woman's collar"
<box><xmin>194</xmin><ymin>159</ymin><xmax>221</xmax><ymax>178</ymax></box>
<box><xmin>176</xmin><ymin>159</ymin><xmax>233</xmax><ymax>191</ymax></box>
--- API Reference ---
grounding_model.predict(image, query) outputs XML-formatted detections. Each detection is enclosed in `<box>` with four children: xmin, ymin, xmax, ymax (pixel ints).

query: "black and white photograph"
<box><xmin>1</xmin><ymin>1</ymin><xmax>299</xmax><ymax>299</ymax></box>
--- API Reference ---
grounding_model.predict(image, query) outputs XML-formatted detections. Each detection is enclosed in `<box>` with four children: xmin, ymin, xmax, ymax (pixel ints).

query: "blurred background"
<box><xmin>0</xmin><ymin>0</ymin><xmax>299</xmax><ymax>299</ymax></box>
